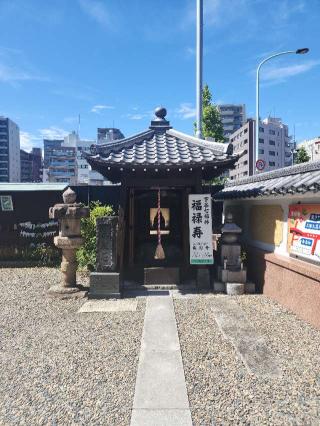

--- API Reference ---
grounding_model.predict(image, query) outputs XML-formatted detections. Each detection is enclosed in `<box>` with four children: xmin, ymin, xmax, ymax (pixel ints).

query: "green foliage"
<box><xmin>76</xmin><ymin>201</ymin><xmax>114</xmax><ymax>271</ymax></box>
<box><xmin>209</xmin><ymin>176</ymin><xmax>229</xmax><ymax>185</ymax></box>
<box><xmin>1</xmin><ymin>243</ymin><xmax>61</xmax><ymax>266</ymax></box>
<box><xmin>295</xmin><ymin>146</ymin><xmax>310</xmax><ymax>164</ymax></box>
<box><xmin>28</xmin><ymin>243</ymin><xmax>61</xmax><ymax>265</ymax></box>
<box><xmin>194</xmin><ymin>84</ymin><xmax>225</xmax><ymax>142</ymax></box>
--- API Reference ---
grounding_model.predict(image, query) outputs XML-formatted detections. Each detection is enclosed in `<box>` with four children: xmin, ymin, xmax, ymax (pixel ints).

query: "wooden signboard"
<box><xmin>188</xmin><ymin>194</ymin><xmax>213</xmax><ymax>265</ymax></box>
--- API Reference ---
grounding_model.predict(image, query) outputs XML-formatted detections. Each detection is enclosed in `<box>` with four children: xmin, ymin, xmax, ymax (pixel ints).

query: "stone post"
<box><xmin>48</xmin><ymin>187</ymin><xmax>89</xmax><ymax>296</ymax></box>
<box><xmin>89</xmin><ymin>215</ymin><xmax>120</xmax><ymax>298</ymax></box>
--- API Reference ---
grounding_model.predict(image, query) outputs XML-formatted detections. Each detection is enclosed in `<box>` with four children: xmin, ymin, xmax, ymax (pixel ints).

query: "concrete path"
<box><xmin>211</xmin><ymin>297</ymin><xmax>282</xmax><ymax>378</ymax></box>
<box><xmin>130</xmin><ymin>295</ymin><xmax>192</xmax><ymax>426</ymax></box>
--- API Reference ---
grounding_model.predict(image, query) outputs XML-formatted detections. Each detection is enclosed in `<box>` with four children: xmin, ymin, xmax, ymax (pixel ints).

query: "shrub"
<box><xmin>0</xmin><ymin>243</ymin><xmax>61</xmax><ymax>266</ymax></box>
<box><xmin>77</xmin><ymin>201</ymin><xmax>114</xmax><ymax>271</ymax></box>
<box><xmin>28</xmin><ymin>243</ymin><xmax>61</xmax><ymax>266</ymax></box>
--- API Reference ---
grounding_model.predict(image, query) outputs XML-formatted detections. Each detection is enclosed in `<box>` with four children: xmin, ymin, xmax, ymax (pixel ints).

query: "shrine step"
<box><xmin>144</xmin><ymin>267</ymin><xmax>180</xmax><ymax>286</ymax></box>
<box><xmin>123</xmin><ymin>281</ymin><xmax>179</xmax><ymax>291</ymax></box>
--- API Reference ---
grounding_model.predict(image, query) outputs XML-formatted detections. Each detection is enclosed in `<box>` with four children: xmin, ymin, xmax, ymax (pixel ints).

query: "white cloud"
<box><xmin>182</xmin><ymin>0</ymin><xmax>249</xmax><ymax>28</ymax></box>
<box><xmin>39</xmin><ymin>126</ymin><xmax>69</xmax><ymax>140</ymax></box>
<box><xmin>127</xmin><ymin>113</ymin><xmax>145</xmax><ymax>120</ymax></box>
<box><xmin>91</xmin><ymin>104</ymin><xmax>114</xmax><ymax>113</ymax></box>
<box><xmin>63</xmin><ymin>116</ymin><xmax>79</xmax><ymax>124</ymax></box>
<box><xmin>20</xmin><ymin>131</ymin><xmax>40</xmax><ymax>151</ymax></box>
<box><xmin>79</xmin><ymin>0</ymin><xmax>110</xmax><ymax>27</ymax></box>
<box><xmin>176</xmin><ymin>103</ymin><xmax>196</xmax><ymax>120</ymax></box>
<box><xmin>185</xmin><ymin>46</ymin><xmax>195</xmax><ymax>57</ymax></box>
<box><xmin>0</xmin><ymin>63</ymin><xmax>48</xmax><ymax>84</ymax></box>
<box><xmin>261</xmin><ymin>60</ymin><xmax>320</xmax><ymax>82</ymax></box>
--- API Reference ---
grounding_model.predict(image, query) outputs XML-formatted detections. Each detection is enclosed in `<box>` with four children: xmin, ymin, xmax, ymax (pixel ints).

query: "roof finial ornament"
<box><xmin>154</xmin><ymin>106</ymin><xmax>167</xmax><ymax>121</ymax></box>
<box><xmin>149</xmin><ymin>106</ymin><xmax>171</xmax><ymax>130</ymax></box>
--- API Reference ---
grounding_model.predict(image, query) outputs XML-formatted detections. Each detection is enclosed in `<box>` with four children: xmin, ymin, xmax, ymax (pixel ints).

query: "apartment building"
<box><xmin>0</xmin><ymin>117</ymin><xmax>20</xmax><ymax>182</ymax></box>
<box><xmin>229</xmin><ymin>117</ymin><xmax>293</xmax><ymax>181</ymax></box>
<box><xmin>298</xmin><ymin>137</ymin><xmax>320</xmax><ymax>161</ymax></box>
<box><xmin>217</xmin><ymin>104</ymin><xmax>246</xmax><ymax>141</ymax></box>
<box><xmin>20</xmin><ymin>148</ymin><xmax>42</xmax><ymax>182</ymax></box>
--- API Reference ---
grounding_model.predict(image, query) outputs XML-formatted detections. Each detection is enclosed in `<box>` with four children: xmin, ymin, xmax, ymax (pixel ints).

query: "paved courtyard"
<box><xmin>0</xmin><ymin>268</ymin><xmax>319</xmax><ymax>425</ymax></box>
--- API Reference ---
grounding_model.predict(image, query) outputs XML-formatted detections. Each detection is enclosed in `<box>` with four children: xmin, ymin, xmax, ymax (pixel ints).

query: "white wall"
<box><xmin>224</xmin><ymin>193</ymin><xmax>320</xmax><ymax>258</ymax></box>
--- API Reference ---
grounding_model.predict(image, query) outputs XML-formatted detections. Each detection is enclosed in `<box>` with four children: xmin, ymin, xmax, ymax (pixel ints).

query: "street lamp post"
<box><xmin>255</xmin><ymin>48</ymin><xmax>309</xmax><ymax>174</ymax></box>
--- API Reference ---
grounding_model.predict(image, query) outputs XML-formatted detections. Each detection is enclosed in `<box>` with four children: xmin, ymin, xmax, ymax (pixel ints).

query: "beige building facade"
<box><xmin>229</xmin><ymin>117</ymin><xmax>293</xmax><ymax>181</ymax></box>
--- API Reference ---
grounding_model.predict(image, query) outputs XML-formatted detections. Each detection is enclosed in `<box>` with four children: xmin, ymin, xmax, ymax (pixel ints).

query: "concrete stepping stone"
<box><xmin>78</xmin><ymin>299</ymin><xmax>138</xmax><ymax>313</ymax></box>
<box><xmin>211</xmin><ymin>297</ymin><xmax>282</xmax><ymax>378</ymax></box>
<box><xmin>131</xmin><ymin>296</ymin><xmax>192</xmax><ymax>425</ymax></box>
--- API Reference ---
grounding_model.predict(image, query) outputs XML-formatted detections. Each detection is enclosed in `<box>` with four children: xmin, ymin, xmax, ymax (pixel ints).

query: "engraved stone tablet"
<box><xmin>96</xmin><ymin>216</ymin><xmax>118</xmax><ymax>272</ymax></box>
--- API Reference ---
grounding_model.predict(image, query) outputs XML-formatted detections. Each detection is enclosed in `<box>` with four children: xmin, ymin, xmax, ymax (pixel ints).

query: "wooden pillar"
<box><xmin>117</xmin><ymin>179</ymin><xmax>128</xmax><ymax>286</ymax></box>
<box><xmin>194</xmin><ymin>169</ymin><xmax>203</xmax><ymax>194</ymax></box>
<box><xmin>181</xmin><ymin>187</ymin><xmax>190</xmax><ymax>280</ymax></box>
<box><xmin>128</xmin><ymin>188</ymin><xmax>135</xmax><ymax>267</ymax></box>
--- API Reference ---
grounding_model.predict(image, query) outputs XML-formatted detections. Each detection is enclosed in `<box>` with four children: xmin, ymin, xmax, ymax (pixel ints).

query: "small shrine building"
<box><xmin>85</xmin><ymin>107</ymin><xmax>241</xmax><ymax>285</ymax></box>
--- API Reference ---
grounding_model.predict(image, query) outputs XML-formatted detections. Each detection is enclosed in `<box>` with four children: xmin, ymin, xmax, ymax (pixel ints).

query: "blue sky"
<box><xmin>0</xmin><ymin>0</ymin><xmax>319</xmax><ymax>151</ymax></box>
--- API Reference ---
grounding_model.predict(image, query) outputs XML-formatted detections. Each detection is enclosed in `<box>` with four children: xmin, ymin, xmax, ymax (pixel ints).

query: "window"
<box><xmin>269</xmin><ymin>161</ymin><xmax>275</xmax><ymax>166</ymax></box>
<box><xmin>269</xmin><ymin>129</ymin><xmax>275</xmax><ymax>135</ymax></box>
<box><xmin>244</xmin><ymin>128</ymin><xmax>248</xmax><ymax>133</ymax></box>
<box><xmin>243</xmin><ymin>171</ymin><xmax>248</xmax><ymax>176</ymax></box>
<box><xmin>244</xmin><ymin>139</ymin><xmax>248</xmax><ymax>144</ymax></box>
<box><xmin>258</xmin><ymin>148</ymin><xmax>264</xmax><ymax>154</ymax></box>
<box><xmin>259</xmin><ymin>127</ymin><xmax>264</xmax><ymax>132</ymax></box>
<box><xmin>269</xmin><ymin>140</ymin><xmax>275</xmax><ymax>145</ymax></box>
<box><xmin>259</xmin><ymin>138</ymin><xmax>264</xmax><ymax>144</ymax></box>
<box><xmin>269</xmin><ymin>151</ymin><xmax>275</xmax><ymax>156</ymax></box>
<box><xmin>243</xmin><ymin>160</ymin><xmax>248</xmax><ymax>165</ymax></box>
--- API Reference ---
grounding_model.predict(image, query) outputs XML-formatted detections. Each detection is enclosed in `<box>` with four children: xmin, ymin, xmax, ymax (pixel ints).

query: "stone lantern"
<box><xmin>48</xmin><ymin>187</ymin><xmax>89</xmax><ymax>296</ymax></box>
<box><xmin>216</xmin><ymin>212</ymin><xmax>253</xmax><ymax>295</ymax></box>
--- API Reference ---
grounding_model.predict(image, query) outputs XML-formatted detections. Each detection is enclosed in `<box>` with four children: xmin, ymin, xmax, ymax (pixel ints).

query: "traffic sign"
<box><xmin>256</xmin><ymin>159</ymin><xmax>266</xmax><ymax>171</ymax></box>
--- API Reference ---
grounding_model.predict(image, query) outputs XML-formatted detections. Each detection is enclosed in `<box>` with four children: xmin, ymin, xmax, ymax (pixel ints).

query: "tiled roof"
<box><xmin>86</xmin><ymin>128</ymin><xmax>236</xmax><ymax>167</ymax></box>
<box><xmin>215</xmin><ymin>161</ymin><xmax>320</xmax><ymax>199</ymax></box>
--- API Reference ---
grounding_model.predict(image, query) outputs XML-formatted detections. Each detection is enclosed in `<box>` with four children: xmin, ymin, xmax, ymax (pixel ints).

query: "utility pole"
<box><xmin>196</xmin><ymin>0</ymin><xmax>203</xmax><ymax>139</ymax></box>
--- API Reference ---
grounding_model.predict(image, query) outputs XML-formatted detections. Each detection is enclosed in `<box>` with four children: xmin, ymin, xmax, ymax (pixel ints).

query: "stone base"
<box><xmin>226</xmin><ymin>283</ymin><xmax>245</xmax><ymax>296</ymax></box>
<box><xmin>245</xmin><ymin>282</ymin><xmax>256</xmax><ymax>294</ymax></box>
<box><xmin>47</xmin><ymin>285</ymin><xmax>87</xmax><ymax>299</ymax></box>
<box><xmin>144</xmin><ymin>267</ymin><xmax>179</xmax><ymax>286</ymax></box>
<box><xmin>213</xmin><ymin>281</ymin><xmax>225</xmax><ymax>293</ymax></box>
<box><xmin>90</xmin><ymin>272</ymin><xmax>120</xmax><ymax>298</ymax></box>
<box><xmin>196</xmin><ymin>268</ymin><xmax>211</xmax><ymax>290</ymax></box>
<box><xmin>218</xmin><ymin>266</ymin><xmax>247</xmax><ymax>283</ymax></box>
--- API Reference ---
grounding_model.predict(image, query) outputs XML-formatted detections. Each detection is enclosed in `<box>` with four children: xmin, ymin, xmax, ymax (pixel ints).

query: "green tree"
<box><xmin>194</xmin><ymin>84</ymin><xmax>225</xmax><ymax>142</ymax></box>
<box><xmin>295</xmin><ymin>146</ymin><xmax>310</xmax><ymax>164</ymax></box>
<box><xmin>76</xmin><ymin>201</ymin><xmax>114</xmax><ymax>271</ymax></box>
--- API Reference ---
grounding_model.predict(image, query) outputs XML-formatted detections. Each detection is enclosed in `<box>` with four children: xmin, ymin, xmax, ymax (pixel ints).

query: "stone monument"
<box><xmin>48</xmin><ymin>187</ymin><xmax>89</xmax><ymax>296</ymax></box>
<box><xmin>89</xmin><ymin>216</ymin><xmax>121</xmax><ymax>298</ymax></box>
<box><xmin>215</xmin><ymin>212</ymin><xmax>254</xmax><ymax>295</ymax></box>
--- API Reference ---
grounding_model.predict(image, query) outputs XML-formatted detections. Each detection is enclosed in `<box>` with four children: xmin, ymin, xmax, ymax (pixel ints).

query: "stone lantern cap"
<box><xmin>49</xmin><ymin>188</ymin><xmax>89</xmax><ymax>220</ymax></box>
<box><xmin>221</xmin><ymin>212</ymin><xmax>242</xmax><ymax>234</ymax></box>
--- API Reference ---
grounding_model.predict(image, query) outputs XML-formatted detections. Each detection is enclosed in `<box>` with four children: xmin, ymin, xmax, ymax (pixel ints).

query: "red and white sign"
<box><xmin>256</xmin><ymin>159</ymin><xmax>266</xmax><ymax>171</ymax></box>
<box><xmin>288</xmin><ymin>204</ymin><xmax>320</xmax><ymax>263</ymax></box>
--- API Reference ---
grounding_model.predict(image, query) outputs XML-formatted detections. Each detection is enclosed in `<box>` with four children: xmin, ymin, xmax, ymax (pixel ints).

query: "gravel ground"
<box><xmin>174</xmin><ymin>294</ymin><xmax>320</xmax><ymax>426</ymax></box>
<box><xmin>0</xmin><ymin>268</ymin><xmax>145</xmax><ymax>426</ymax></box>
